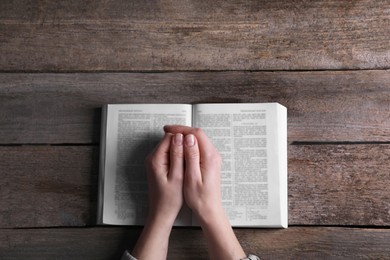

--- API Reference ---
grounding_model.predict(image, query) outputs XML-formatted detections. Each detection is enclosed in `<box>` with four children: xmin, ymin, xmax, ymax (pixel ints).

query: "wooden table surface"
<box><xmin>1</xmin><ymin>1</ymin><xmax>389</xmax><ymax>259</ymax></box>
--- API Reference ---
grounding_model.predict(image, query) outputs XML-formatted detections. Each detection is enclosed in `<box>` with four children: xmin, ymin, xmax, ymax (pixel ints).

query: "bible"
<box><xmin>98</xmin><ymin>103</ymin><xmax>287</xmax><ymax>228</ymax></box>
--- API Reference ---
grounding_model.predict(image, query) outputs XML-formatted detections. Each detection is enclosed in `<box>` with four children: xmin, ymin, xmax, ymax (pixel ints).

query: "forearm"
<box><xmin>198</xmin><ymin>208</ymin><xmax>246</xmax><ymax>260</ymax></box>
<box><xmin>132</xmin><ymin>215</ymin><xmax>174</xmax><ymax>260</ymax></box>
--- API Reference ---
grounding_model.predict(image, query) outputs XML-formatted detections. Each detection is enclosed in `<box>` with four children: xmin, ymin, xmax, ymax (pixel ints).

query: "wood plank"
<box><xmin>288</xmin><ymin>144</ymin><xmax>390</xmax><ymax>226</ymax></box>
<box><xmin>1</xmin><ymin>144</ymin><xmax>389</xmax><ymax>228</ymax></box>
<box><xmin>0</xmin><ymin>146</ymin><xmax>99</xmax><ymax>228</ymax></box>
<box><xmin>0</xmin><ymin>227</ymin><xmax>389</xmax><ymax>259</ymax></box>
<box><xmin>1</xmin><ymin>0</ymin><xmax>389</xmax><ymax>71</ymax></box>
<box><xmin>1</xmin><ymin>71</ymin><xmax>389</xmax><ymax>144</ymax></box>
<box><xmin>0</xmin><ymin>227</ymin><xmax>137</xmax><ymax>260</ymax></box>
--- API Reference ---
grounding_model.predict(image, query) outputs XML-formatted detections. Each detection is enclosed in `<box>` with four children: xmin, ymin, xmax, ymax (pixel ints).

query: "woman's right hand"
<box><xmin>164</xmin><ymin>126</ymin><xmax>224</xmax><ymax>220</ymax></box>
<box><xmin>164</xmin><ymin>125</ymin><xmax>246</xmax><ymax>260</ymax></box>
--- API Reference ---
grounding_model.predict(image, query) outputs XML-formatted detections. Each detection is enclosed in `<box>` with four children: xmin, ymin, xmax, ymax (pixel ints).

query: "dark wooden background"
<box><xmin>1</xmin><ymin>1</ymin><xmax>389</xmax><ymax>259</ymax></box>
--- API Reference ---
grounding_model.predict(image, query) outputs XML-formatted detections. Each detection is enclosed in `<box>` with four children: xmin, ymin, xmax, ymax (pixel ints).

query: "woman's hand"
<box><xmin>164</xmin><ymin>125</ymin><xmax>246</xmax><ymax>260</ymax></box>
<box><xmin>132</xmin><ymin>132</ymin><xmax>184</xmax><ymax>260</ymax></box>
<box><xmin>145</xmin><ymin>132</ymin><xmax>184</xmax><ymax>225</ymax></box>
<box><xmin>164</xmin><ymin>126</ymin><xmax>224</xmax><ymax>221</ymax></box>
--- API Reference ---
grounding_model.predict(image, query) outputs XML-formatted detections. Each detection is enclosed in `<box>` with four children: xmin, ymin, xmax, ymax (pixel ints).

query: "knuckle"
<box><xmin>193</xmin><ymin>127</ymin><xmax>203</xmax><ymax>136</ymax></box>
<box><xmin>204</xmin><ymin>150</ymin><xmax>221</xmax><ymax>165</ymax></box>
<box><xmin>145</xmin><ymin>154</ymin><xmax>158</xmax><ymax>171</ymax></box>
<box><xmin>184</xmin><ymin>174</ymin><xmax>199</xmax><ymax>188</ymax></box>
<box><xmin>171</xmin><ymin>147</ymin><xmax>184</xmax><ymax>158</ymax></box>
<box><xmin>186</xmin><ymin>148</ymin><xmax>199</xmax><ymax>160</ymax></box>
<box><xmin>171</xmin><ymin>171</ymin><xmax>184</xmax><ymax>182</ymax></box>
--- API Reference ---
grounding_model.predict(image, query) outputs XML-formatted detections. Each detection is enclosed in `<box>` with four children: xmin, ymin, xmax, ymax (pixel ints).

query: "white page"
<box><xmin>101</xmin><ymin>104</ymin><xmax>192</xmax><ymax>225</ymax></box>
<box><xmin>193</xmin><ymin>103</ymin><xmax>287</xmax><ymax>227</ymax></box>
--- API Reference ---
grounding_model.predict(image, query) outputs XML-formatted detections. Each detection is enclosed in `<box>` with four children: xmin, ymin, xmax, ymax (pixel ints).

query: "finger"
<box><xmin>148</xmin><ymin>133</ymin><xmax>172</xmax><ymax>171</ymax></box>
<box><xmin>169</xmin><ymin>133</ymin><xmax>184</xmax><ymax>181</ymax></box>
<box><xmin>164</xmin><ymin>125</ymin><xmax>194</xmax><ymax>135</ymax></box>
<box><xmin>164</xmin><ymin>125</ymin><xmax>216</xmax><ymax>161</ymax></box>
<box><xmin>183</xmin><ymin>134</ymin><xmax>202</xmax><ymax>183</ymax></box>
<box><xmin>164</xmin><ymin>124</ymin><xmax>192</xmax><ymax>133</ymax></box>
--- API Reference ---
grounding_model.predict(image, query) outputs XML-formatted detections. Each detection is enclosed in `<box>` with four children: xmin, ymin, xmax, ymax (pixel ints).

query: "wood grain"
<box><xmin>1</xmin><ymin>0</ymin><xmax>389</xmax><ymax>71</ymax></box>
<box><xmin>1</xmin><ymin>145</ymin><xmax>389</xmax><ymax>228</ymax></box>
<box><xmin>0</xmin><ymin>146</ymin><xmax>99</xmax><ymax>228</ymax></box>
<box><xmin>288</xmin><ymin>144</ymin><xmax>390</xmax><ymax>226</ymax></box>
<box><xmin>1</xmin><ymin>227</ymin><xmax>389</xmax><ymax>259</ymax></box>
<box><xmin>1</xmin><ymin>71</ymin><xmax>389</xmax><ymax>144</ymax></box>
<box><xmin>1</xmin><ymin>1</ymin><xmax>389</xmax><ymax>258</ymax></box>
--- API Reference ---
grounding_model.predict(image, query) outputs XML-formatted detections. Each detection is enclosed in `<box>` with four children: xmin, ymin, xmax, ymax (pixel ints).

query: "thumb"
<box><xmin>184</xmin><ymin>134</ymin><xmax>202</xmax><ymax>184</ymax></box>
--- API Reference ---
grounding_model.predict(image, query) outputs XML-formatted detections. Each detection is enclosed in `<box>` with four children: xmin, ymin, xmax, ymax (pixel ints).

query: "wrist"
<box><xmin>195</xmin><ymin>204</ymin><xmax>228</xmax><ymax>228</ymax></box>
<box><xmin>196</xmin><ymin>206</ymin><xmax>247</xmax><ymax>260</ymax></box>
<box><xmin>146</xmin><ymin>211</ymin><xmax>176</xmax><ymax>229</ymax></box>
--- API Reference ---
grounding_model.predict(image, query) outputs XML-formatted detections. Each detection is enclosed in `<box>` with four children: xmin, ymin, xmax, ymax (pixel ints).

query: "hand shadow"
<box><xmin>110</xmin><ymin>133</ymin><xmax>161</xmax><ymax>258</ymax></box>
<box><xmin>114</xmin><ymin>132</ymin><xmax>161</xmax><ymax>224</ymax></box>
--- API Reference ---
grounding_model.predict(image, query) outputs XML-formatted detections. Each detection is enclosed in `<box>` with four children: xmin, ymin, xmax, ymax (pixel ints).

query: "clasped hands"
<box><xmin>146</xmin><ymin>125</ymin><xmax>223</xmax><ymax>225</ymax></box>
<box><xmin>132</xmin><ymin>125</ymin><xmax>246</xmax><ymax>260</ymax></box>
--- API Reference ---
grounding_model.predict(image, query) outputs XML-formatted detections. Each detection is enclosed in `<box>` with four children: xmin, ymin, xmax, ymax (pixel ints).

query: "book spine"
<box><xmin>97</xmin><ymin>104</ymin><xmax>108</xmax><ymax>224</ymax></box>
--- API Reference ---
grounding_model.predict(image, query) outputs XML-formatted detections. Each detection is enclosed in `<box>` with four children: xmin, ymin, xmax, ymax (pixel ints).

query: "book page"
<box><xmin>193</xmin><ymin>103</ymin><xmax>287</xmax><ymax>227</ymax></box>
<box><xmin>101</xmin><ymin>104</ymin><xmax>192</xmax><ymax>225</ymax></box>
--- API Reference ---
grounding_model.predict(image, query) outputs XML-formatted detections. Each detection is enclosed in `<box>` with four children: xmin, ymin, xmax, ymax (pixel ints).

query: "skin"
<box><xmin>132</xmin><ymin>126</ymin><xmax>246</xmax><ymax>260</ymax></box>
<box><xmin>131</xmin><ymin>132</ymin><xmax>184</xmax><ymax>259</ymax></box>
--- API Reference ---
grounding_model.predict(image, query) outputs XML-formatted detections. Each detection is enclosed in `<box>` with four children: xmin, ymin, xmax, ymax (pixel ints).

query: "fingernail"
<box><xmin>174</xmin><ymin>133</ymin><xmax>183</xmax><ymax>145</ymax></box>
<box><xmin>185</xmin><ymin>134</ymin><xmax>195</xmax><ymax>146</ymax></box>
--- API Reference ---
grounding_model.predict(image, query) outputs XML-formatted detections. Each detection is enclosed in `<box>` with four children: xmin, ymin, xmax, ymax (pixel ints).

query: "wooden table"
<box><xmin>1</xmin><ymin>1</ymin><xmax>389</xmax><ymax>259</ymax></box>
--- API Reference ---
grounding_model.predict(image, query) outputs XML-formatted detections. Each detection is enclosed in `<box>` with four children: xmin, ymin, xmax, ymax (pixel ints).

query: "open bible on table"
<box><xmin>98</xmin><ymin>103</ymin><xmax>287</xmax><ymax>228</ymax></box>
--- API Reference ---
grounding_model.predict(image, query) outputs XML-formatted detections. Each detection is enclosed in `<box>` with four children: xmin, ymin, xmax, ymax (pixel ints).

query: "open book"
<box><xmin>98</xmin><ymin>103</ymin><xmax>287</xmax><ymax>228</ymax></box>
